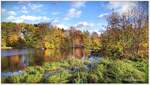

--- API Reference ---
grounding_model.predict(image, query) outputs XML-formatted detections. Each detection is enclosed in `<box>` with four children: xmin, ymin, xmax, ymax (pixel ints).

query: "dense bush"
<box><xmin>4</xmin><ymin>73</ymin><xmax>27</xmax><ymax>83</ymax></box>
<box><xmin>104</xmin><ymin>60</ymin><xmax>145</xmax><ymax>83</ymax></box>
<box><xmin>91</xmin><ymin>58</ymin><xmax>148</xmax><ymax>83</ymax></box>
<box><xmin>45</xmin><ymin>70</ymin><xmax>71</xmax><ymax>83</ymax></box>
<box><xmin>43</xmin><ymin>62</ymin><xmax>63</xmax><ymax>72</ymax></box>
<box><xmin>67</xmin><ymin>57</ymin><xmax>85</xmax><ymax>67</ymax></box>
<box><xmin>70</xmin><ymin>71</ymin><xmax>89</xmax><ymax>83</ymax></box>
<box><xmin>24</xmin><ymin>73</ymin><xmax>43</xmax><ymax>83</ymax></box>
<box><xmin>87</xmin><ymin>73</ymin><xmax>99</xmax><ymax>83</ymax></box>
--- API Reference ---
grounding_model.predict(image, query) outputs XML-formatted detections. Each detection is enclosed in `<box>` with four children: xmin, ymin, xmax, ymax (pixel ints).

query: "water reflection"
<box><xmin>1</xmin><ymin>48</ymin><xmax>86</xmax><ymax>72</ymax></box>
<box><xmin>73</xmin><ymin>47</ymin><xmax>85</xmax><ymax>58</ymax></box>
<box><xmin>1</xmin><ymin>55</ymin><xmax>26</xmax><ymax>72</ymax></box>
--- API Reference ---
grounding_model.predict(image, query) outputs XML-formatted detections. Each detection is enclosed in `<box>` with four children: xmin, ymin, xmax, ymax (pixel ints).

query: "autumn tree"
<box><xmin>100</xmin><ymin>7</ymin><xmax>148</xmax><ymax>60</ymax></box>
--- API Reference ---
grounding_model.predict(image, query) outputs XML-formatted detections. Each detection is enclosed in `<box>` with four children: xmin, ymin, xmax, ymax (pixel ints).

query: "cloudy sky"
<box><xmin>1</xmin><ymin>1</ymin><xmax>148</xmax><ymax>33</ymax></box>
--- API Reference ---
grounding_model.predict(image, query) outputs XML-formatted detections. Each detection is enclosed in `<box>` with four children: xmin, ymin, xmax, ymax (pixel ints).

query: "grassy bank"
<box><xmin>2</xmin><ymin>57</ymin><xmax>148</xmax><ymax>83</ymax></box>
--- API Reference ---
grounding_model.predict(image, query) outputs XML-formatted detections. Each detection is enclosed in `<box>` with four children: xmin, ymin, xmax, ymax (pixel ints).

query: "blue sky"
<box><xmin>1</xmin><ymin>1</ymin><xmax>148</xmax><ymax>33</ymax></box>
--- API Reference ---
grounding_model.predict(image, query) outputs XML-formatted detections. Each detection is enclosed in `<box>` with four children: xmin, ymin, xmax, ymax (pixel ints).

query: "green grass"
<box><xmin>45</xmin><ymin>70</ymin><xmax>71</xmax><ymax>83</ymax></box>
<box><xmin>2</xmin><ymin>57</ymin><xmax>148</xmax><ymax>83</ymax></box>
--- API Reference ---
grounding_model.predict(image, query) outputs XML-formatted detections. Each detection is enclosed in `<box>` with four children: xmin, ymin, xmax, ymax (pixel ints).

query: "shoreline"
<box><xmin>1</xmin><ymin>47</ymin><xmax>12</xmax><ymax>50</ymax></box>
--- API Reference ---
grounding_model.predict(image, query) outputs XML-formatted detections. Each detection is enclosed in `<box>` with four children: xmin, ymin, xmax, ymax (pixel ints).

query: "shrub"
<box><xmin>4</xmin><ymin>73</ymin><xmax>27</xmax><ymax>83</ymax></box>
<box><xmin>87</xmin><ymin>73</ymin><xmax>99</xmax><ymax>83</ymax></box>
<box><xmin>46</xmin><ymin>70</ymin><xmax>71</xmax><ymax>83</ymax></box>
<box><xmin>25</xmin><ymin>66</ymin><xmax>45</xmax><ymax>74</ymax></box>
<box><xmin>103</xmin><ymin>59</ymin><xmax>146</xmax><ymax>83</ymax></box>
<box><xmin>124</xmin><ymin>60</ymin><xmax>148</xmax><ymax>73</ymax></box>
<box><xmin>23</xmin><ymin>66</ymin><xmax>45</xmax><ymax>83</ymax></box>
<box><xmin>122</xmin><ymin>69</ymin><xmax>145</xmax><ymax>83</ymax></box>
<box><xmin>100</xmin><ymin>57</ymin><xmax>112</xmax><ymax>65</ymax></box>
<box><xmin>92</xmin><ymin>64</ymin><xmax>106</xmax><ymax>82</ymax></box>
<box><xmin>24</xmin><ymin>73</ymin><xmax>43</xmax><ymax>83</ymax></box>
<box><xmin>70</xmin><ymin>71</ymin><xmax>89</xmax><ymax>83</ymax></box>
<box><xmin>1</xmin><ymin>76</ymin><xmax>7</xmax><ymax>83</ymax></box>
<box><xmin>67</xmin><ymin>57</ymin><xmax>85</xmax><ymax>68</ymax></box>
<box><xmin>122</xmin><ymin>59</ymin><xmax>148</xmax><ymax>83</ymax></box>
<box><xmin>59</xmin><ymin>61</ymin><xmax>70</xmax><ymax>68</ymax></box>
<box><xmin>5</xmin><ymin>75</ymin><xmax>21</xmax><ymax>83</ymax></box>
<box><xmin>83</xmin><ymin>60</ymin><xmax>91</xmax><ymax>65</ymax></box>
<box><xmin>101</xmin><ymin>47</ymin><xmax>122</xmax><ymax>59</ymax></box>
<box><xmin>43</xmin><ymin>62</ymin><xmax>63</xmax><ymax>72</ymax></box>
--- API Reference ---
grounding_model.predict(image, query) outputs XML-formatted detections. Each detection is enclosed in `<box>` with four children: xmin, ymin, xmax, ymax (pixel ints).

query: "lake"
<box><xmin>1</xmin><ymin>48</ymin><xmax>93</xmax><ymax>75</ymax></box>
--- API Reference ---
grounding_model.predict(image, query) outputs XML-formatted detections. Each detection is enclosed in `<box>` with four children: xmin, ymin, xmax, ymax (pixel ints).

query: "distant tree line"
<box><xmin>1</xmin><ymin>22</ymin><xmax>101</xmax><ymax>51</ymax></box>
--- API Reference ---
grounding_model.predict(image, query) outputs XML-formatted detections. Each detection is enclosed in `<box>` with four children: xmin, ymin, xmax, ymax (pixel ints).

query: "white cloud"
<box><xmin>55</xmin><ymin>24</ymin><xmax>68</xmax><ymax>29</ymax></box>
<box><xmin>97</xmin><ymin>2</ymin><xmax>138</xmax><ymax>19</ymax></box>
<box><xmin>6</xmin><ymin>15</ymin><xmax>16</xmax><ymax>20</ymax></box>
<box><xmin>2</xmin><ymin>9</ymin><xmax>16</xmax><ymax>17</ymax></box>
<box><xmin>6</xmin><ymin>15</ymin><xmax>50</xmax><ymax>23</ymax></box>
<box><xmin>74</xmin><ymin>21</ymin><xmax>95</xmax><ymax>32</ymax></box>
<box><xmin>63</xmin><ymin>17</ymin><xmax>70</xmax><ymax>21</ymax></box>
<box><xmin>52</xmin><ymin>19</ymin><xmax>59</xmax><ymax>24</ymax></box>
<box><xmin>22</xmin><ymin>10</ymin><xmax>28</xmax><ymax>14</ymax></box>
<box><xmin>75</xmin><ymin>21</ymin><xmax>94</xmax><ymax>28</ymax></box>
<box><xmin>42</xmin><ymin>16</ymin><xmax>50</xmax><ymax>21</ymax></box>
<box><xmin>108</xmin><ymin>1</ymin><xmax>138</xmax><ymax>14</ymax></box>
<box><xmin>49</xmin><ymin>19</ymin><xmax>68</xmax><ymax>29</ymax></box>
<box><xmin>20</xmin><ymin>15</ymin><xmax>39</xmax><ymax>21</ymax></box>
<box><xmin>28</xmin><ymin>3</ymin><xmax>43</xmax><ymax>10</ymax></box>
<box><xmin>64</xmin><ymin>1</ymin><xmax>85</xmax><ymax>21</ymax></box>
<box><xmin>2</xmin><ymin>8</ymin><xmax>6</xmax><ymax>13</ymax></box>
<box><xmin>20</xmin><ymin>3</ymin><xmax>43</xmax><ymax>14</ymax></box>
<box><xmin>68</xmin><ymin>8</ymin><xmax>82</xmax><ymax>17</ymax></box>
<box><xmin>21</xmin><ymin>6</ymin><xmax>28</xmax><ymax>14</ymax></box>
<box><xmin>14</xmin><ymin>19</ymin><xmax>25</xmax><ymax>23</ymax></box>
<box><xmin>72</xmin><ymin>1</ymin><xmax>86</xmax><ymax>8</ymax></box>
<box><xmin>76</xmin><ymin>21</ymin><xmax>88</xmax><ymax>28</ymax></box>
<box><xmin>22</xmin><ymin>6</ymin><xmax>27</xmax><ymax>10</ymax></box>
<box><xmin>64</xmin><ymin>8</ymin><xmax>82</xmax><ymax>20</ymax></box>
<box><xmin>98</xmin><ymin>13</ymin><xmax>109</xmax><ymax>18</ymax></box>
<box><xmin>8</xmin><ymin>11</ymin><xmax>16</xmax><ymax>16</ymax></box>
<box><xmin>6</xmin><ymin>15</ymin><xmax>24</xmax><ymax>23</ymax></box>
<box><xmin>51</xmin><ymin>12</ymin><xmax>59</xmax><ymax>15</ymax></box>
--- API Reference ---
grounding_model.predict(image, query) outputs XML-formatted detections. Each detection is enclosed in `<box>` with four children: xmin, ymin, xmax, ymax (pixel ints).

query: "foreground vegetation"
<box><xmin>2</xmin><ymin>57</ymin><xmax>148</xmax><ymax>83</ymax></box>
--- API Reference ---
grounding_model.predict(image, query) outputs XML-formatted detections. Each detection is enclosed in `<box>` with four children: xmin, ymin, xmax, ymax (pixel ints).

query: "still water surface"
<box><xmin>1</xmin><ymin>48</ymin><xmax>87</xmax><ymax>73</ymax></box>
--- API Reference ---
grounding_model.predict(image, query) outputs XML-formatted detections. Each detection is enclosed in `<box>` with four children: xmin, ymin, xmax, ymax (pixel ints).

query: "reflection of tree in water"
<box><xmin>73</xmin><ymin>48</ymin><xmax>85</xmax><ymax>58</ymax></box>
<box><xmin>1</xmin><ymin>47</ymin><xmax>87</xmax><ymax>72</ymax></box>
<box><xmin>32</xmin><ymin>49</ymin><xmax>65</xmax><ymax>65</ymax></box>
<box><xmin>1</xmin><ymin>57</ymin><xmax>9</xmax><ymax>72</ymax></box>
<box><xmin>43</xmin><ymin>49</ymin><xmax>68</xmax><ymax>61</ymax></box>
<box><xmin>71</xmin><ymin>29</ymin><xmax>85</xmax><ymax>58</ymax></box>
<box><xmin>34</xmin><ymin>49</ymin><xmax>45</xmax><ymax>65</ymax></box>
<box><xmin>33</xmin><ymin>48</ymin><xmax>75</xmax><ymax>63</ymax></box>
<box><xmin>2</xmin><ymin>55</ymin><xmax>25</xmax><ymax>72</ymax></box>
